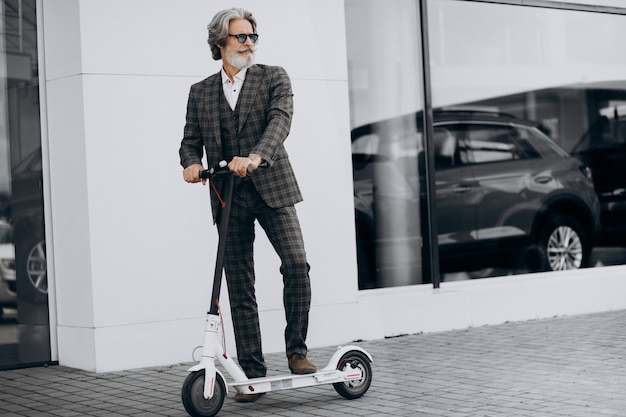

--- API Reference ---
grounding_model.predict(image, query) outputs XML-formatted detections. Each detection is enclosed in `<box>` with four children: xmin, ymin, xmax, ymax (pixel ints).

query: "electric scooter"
<box><xmin>181</xmin><ymin>161</ymin><xmax>373</xmax><ymax>417</ymax></box>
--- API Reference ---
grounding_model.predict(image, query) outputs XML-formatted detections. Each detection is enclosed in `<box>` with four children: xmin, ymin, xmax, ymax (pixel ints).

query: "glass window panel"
<box><xmin>547</xmin><ymin>0</ymin><xmax>626</xmax><ymax>7</ymax></box>
<box><xmin>346</xmin><ymin>0</ymin><xmax>428</xmax><ymax>289</ymax></box>
<box><xmin>0</xmin><ymin>0</ymin><xmax>50</xmax><ymax>369</ymax></box>
<box><xmin>429</xmin><ymin>0</ymin><xmax>626</xmax><ymax>280</ymax></box>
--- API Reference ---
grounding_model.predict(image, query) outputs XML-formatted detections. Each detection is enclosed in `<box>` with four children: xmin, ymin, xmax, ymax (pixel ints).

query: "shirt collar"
<box><xmin>221</xmin><ymin>67</ymin><xmax>248</xmax><ymax>85</ymax></box>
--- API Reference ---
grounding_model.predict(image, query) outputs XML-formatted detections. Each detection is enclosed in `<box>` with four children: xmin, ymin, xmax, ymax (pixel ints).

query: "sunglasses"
<box><xmin>228</xmin><ymin>33</ymin><xmax>259</xmax><ymax>44</ymax></box>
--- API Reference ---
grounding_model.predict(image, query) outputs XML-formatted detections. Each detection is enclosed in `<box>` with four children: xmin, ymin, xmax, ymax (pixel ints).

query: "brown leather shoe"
<box><xmin>234</xmin><ymin>392</ymin><xmax>259</xmax><ymax>403</ymax></box>
<box><xmin>288</xmin><ymin>354</ymin><xmax>317</xmax><ymax>374</ymax></box>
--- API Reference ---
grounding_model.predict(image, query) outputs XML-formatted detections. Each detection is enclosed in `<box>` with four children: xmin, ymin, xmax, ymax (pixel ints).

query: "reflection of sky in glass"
<box><xmin>429</xmin><ymin>0</ymin><xmax>626</xmax><ymax>106</ymax></box>
<box><xmin>0</xmin><ymin>139</ymin><xmax>10</xmax><ymax>196</ymax></box>
<box><xmin>345</xmin><ymin>0</ymin><xmax>423</xmax><ymax>128</ymax></box>
<box><xmin>0</xmin><ymin>12</ymin><xmax>11</xmax><ymax>197</ymax></box>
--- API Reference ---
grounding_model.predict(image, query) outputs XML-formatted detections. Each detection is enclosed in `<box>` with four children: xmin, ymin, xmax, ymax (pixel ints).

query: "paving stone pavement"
<box><xmin>1</xmin><ymin>310</ymin><xmax>625</xmax><ymax>417</ymax></box>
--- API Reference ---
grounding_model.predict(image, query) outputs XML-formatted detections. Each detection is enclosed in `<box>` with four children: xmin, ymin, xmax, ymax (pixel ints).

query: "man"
<box><xmin>179</xmin><ymin>7</ymin><xmax>316</xmax><ymax>403</ymax></box>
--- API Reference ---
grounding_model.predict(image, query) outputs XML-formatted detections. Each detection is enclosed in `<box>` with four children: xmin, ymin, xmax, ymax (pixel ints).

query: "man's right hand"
<box><xmin>183</xmin><ymin>164</ymin><xmax>206</xmax><ymax>184</ymax></box>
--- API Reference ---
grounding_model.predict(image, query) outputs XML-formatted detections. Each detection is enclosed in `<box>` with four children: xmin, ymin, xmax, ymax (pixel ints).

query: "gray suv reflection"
<box><xmin>352</xmin><ymin>110</ymin><xmax>601</xmax><ymax>289</ymax></box>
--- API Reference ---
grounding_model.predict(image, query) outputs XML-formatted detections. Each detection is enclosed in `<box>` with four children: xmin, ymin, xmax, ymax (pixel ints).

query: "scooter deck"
<box><xmin>229</xmin><ymin>368</ymin><xmax>355</xmax><ymax>394</ymax></box>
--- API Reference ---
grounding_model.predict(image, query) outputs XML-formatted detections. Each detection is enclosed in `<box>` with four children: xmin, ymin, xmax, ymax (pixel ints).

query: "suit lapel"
<box><xmin>237</xmin><ymin>65</ymin><xmax>261</xmax><ymax>131</ymax></box>
<box><xmin>206</xmin><ymin>72</ymin><xmax>223</xmax><ymax>152</ymax></box>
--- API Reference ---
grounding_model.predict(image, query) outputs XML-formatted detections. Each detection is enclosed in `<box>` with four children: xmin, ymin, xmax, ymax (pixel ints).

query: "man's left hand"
<box><xmin>228</xmin><ymin>155</ymin><xmax>262</xmax><ymax>177</ymax></box>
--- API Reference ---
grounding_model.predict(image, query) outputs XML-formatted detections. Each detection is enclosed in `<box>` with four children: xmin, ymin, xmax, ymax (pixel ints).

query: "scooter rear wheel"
<box><xmin>181</xmin><ymin>370</ymin><xmax>226</xmax><ymax>417</ymax></box>
<box><xmin>333</xmin><ymin>350</ymin><xmax>372</xmax><ymax>399</ymax></box>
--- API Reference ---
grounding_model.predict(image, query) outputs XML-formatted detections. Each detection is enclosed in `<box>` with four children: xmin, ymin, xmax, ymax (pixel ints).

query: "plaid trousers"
<box><xmin>222</xmin><ymin>180</ymin><xmax>311</xmax><ymax>378</ymax></box>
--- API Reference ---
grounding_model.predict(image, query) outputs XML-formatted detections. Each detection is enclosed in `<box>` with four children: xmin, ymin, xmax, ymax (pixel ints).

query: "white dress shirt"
<box><xmin>221</xmin><ymin>67</ymin><xmax>247</xmax><ymax>110</ymax></box>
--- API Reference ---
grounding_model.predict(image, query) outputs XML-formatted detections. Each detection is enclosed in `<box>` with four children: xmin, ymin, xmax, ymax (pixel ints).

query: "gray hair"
<box><xmin>207</xmin><ymin>8</ymin><xmax>257</xmax><ymax>61</ymax></box>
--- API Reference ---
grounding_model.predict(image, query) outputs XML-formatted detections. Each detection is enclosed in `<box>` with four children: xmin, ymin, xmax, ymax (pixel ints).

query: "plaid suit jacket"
<box><xmin>179</xmin><ymin>64</ymin><xmax>303</xmax><ymax>221</ymax></box>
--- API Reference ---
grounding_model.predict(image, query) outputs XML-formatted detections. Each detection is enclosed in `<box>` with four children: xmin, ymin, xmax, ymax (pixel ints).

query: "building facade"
<box><xmin>1</xmin><ymin>0</ymin><xmax>625</xmax><ymax>371</ymax></box>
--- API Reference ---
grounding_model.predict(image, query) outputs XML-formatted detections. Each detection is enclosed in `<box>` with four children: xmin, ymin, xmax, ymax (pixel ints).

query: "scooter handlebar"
<box><xmin>199</xmin><ymin>160</ymin><xmax>228</xmax><ymax>179</ymax></box>
<box><xmin>199</xmin><ymin>160</ymin><xmax>267</xmax><ymax>179</ymax></box>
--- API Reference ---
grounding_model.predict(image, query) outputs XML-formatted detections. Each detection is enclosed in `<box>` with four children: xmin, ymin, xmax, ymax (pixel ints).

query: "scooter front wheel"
<box><xmin>181</xmin><ymin>370</ymin><xmax>226</xmax><ymax>417</ymax></box>
<box><xmin>333</xmin><ymin>350</ymin><xmax>372</xmax><ymax>399</ymax></box>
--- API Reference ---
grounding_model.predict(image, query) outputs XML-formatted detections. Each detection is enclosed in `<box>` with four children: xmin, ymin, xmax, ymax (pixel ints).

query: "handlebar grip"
<box><xmin>248</xmin><ymin>161</ymin><xmax>268</xmax><ymax>173</ymax></box>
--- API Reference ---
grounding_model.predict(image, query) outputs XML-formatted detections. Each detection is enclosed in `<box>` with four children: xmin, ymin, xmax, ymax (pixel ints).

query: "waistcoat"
<box><xmin>219</xmin><ymin>86</ymin><xmax>242</xmax><ymax>162</ymax></box>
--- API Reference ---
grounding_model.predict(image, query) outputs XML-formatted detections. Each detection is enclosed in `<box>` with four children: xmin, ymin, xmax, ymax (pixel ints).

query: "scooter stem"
<box><xmin>209</xmin><ymin>174</ymin><xmax>235</xmax><ymax>315</ymax></box>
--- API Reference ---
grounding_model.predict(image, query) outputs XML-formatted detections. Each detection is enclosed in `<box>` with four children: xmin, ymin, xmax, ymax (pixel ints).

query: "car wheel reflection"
<box><xmin>16</xmin><ymin>236</ymin><xmax>47</xmax><ymax>304</ymax></box>
<box><xmin>531</xmin><ymin>216</ymin><xmax>588</xmax><ymax>272</ymax></box>
<box><xmin>546</xmin><ymin>225</ymin><xmax>584</xmax><ymax>270</ymax></box>
<box><xmin>26</xmin><ymin>240</ymin><xmax>47</xmax><ymax>293</ymax></box>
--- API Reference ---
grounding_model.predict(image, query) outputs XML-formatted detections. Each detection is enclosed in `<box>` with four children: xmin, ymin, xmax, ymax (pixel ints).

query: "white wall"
<box><xmin>40</xmin><ymin>0</ymin><xmax>626</xmax><ymax>372</ymax></box>
<box><xmin>42</xmin><ymin>0</ymin><xmax>359</xmax><ymax>372</ymax></box>
<box><xmin>357</xmin><ymin>266</ymin><xmax>626</xmax><ymax>341</ymax></box>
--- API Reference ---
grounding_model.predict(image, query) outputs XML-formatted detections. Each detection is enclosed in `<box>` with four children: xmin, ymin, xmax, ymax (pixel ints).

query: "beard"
<box><xmin>224</xmin><ymin>45</ymin><xmax>256</xmax><ymax>70</ymax></box>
